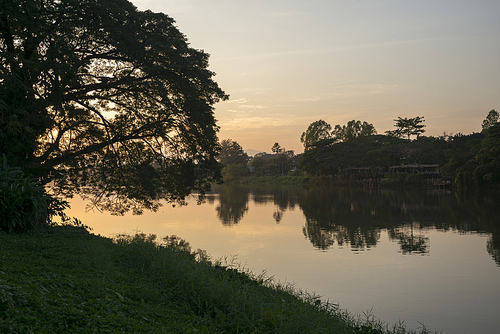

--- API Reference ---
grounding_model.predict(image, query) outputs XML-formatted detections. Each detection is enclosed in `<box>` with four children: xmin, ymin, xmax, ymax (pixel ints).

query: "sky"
<box><xmin>130</xmin><ymin>0</ymin><xmax>500</xmax><ymax>153</ymax></box>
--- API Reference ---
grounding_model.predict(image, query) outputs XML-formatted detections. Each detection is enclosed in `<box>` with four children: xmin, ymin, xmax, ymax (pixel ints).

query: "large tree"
<box><xmin>218</xmin><ymin>139</ymin><xmax>248</xmax><ymax>167</ymax></box>
<box><xmin>481</xmin><ymin>109</ymin><xmax>499</xmax><ymax>131</ymax></box>
<box><xmin>300</xmin><ymin>120</ymin><xmax>332</xmax><ymax>151</ymax></box>
<box><xmin>0</xmin><ymin>0</ymin><xmax>228</xmax><ymax>214</ymax></box>
<box><xmin>385</xmin><ymin>116</ymin><xmax>425</xmax><ymax>140</ymax></box>
<box><xmin>332</xmin><ymin>120</ymin><xmax>377</xmax><ymax>142</ymax></box>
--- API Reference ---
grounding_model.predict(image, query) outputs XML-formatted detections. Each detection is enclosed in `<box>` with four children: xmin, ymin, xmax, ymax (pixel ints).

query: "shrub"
<box><xmin>0</xmin><ymin>157</ymin><xmax>68</xmax><ymax>232</ymax></box>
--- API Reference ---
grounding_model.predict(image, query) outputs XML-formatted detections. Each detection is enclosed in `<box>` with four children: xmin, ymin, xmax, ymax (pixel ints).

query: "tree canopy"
<box><xmin>481</xmin><ymin>109</ymin><xmax>499</xmax><ymax>131</ymax></box>
<box><xmin>0</xmin><ymin>0</ymin><xmax>228</xmax><ymax>214</ymax></box>
<box><xmin>218</xmin><ymin>139</ymin><xmax>249</xmax><ymax>182</ymax></box>
<box><xmin>385</xmin><ymin>116</ymin><xmax>426</xmax><ymax>140</ymax></box>
<box><xmin>218</xmin><ymin>139</ymin><xmax>248</xmax><ymax>167</ymax></box>
<box><xmin>300</xmin><ymin>119</ymin><xmax>377</xmax><ymax>151</ymax></box>
<box><xmin>332</xmin><ymin>120</ymin><xmax>377</xmax><ymax>142</ymax></box>
<box><xmin>297</xmin><ymin>111</ymin><xmax>500</xmax><ymax>188</ymax></box>
<box><xmin>300</xmin><ymin>120</ymin><xmax>331</xmax><ymax>151</ymax></box>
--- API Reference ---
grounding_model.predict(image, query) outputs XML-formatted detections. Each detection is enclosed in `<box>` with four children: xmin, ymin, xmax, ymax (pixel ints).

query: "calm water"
<box><xmin>67</xmin><ymin>185</ymin><xmax>500</xmax><ymax>334</ymax></box>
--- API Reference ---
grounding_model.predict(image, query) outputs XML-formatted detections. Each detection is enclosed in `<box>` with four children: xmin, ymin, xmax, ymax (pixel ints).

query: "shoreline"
<box><xmin>0</xmin><ymin>226</ymin><xmax>436</xmax><ymax>333</ymax></box>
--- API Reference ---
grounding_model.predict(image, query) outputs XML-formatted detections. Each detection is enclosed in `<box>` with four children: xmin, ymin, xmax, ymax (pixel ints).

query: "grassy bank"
<box><xmin>0</xmin><ymin>227</ymin><xmax>436</xmax><ymax>333</ymax></box>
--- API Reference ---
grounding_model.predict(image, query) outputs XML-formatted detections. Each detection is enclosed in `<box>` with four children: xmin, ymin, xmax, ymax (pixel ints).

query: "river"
<box><xmin>66</xmin><ymin>185</ymin><xmax>500</xmax><ymax>334</ymax></box>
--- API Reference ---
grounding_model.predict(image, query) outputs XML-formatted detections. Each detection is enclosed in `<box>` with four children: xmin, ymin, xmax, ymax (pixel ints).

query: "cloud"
<box><xmin>132</xmin><ymin>0</ymin><xmax>194</xmax><ymax>13</ymax></box>
<box><xmin>226</xmin><ymin>98</ymin><xmax>248</xmax><ymax>104</ymax></box>
<box><xmin>239</xmin><ymin>105</ymin><xmax>267</xmax><ymax>109</ymax></box>
<box><xmin>222</xmin><ymin>98</ymin><xmax>268</xmax><ymax>113</ymax></box>
<box><xmin>218</xmin><ymin>116</ymin><xmax>296</xmax><ymax>131</ymax></box>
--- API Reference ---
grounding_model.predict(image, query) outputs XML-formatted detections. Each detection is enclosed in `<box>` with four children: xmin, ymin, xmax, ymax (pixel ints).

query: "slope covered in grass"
<box><xmin>0</xmin><ymin>226</ymin><xmax>434</xmax><ymax>333</ymax></box>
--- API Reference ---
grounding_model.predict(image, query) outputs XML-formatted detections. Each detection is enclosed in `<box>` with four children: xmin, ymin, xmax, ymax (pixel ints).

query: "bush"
<box><xmin>222</xmin><ymin>163</ymin><xmax>249</xmax><ymax>182</ymax></box>
<box><xmin>0</xmin><ymin>157</ymin><xmax>68</xmax><ymax>232</ymax></box>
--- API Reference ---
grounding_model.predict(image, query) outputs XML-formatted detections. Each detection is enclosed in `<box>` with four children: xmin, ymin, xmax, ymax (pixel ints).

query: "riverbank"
<box><xmin>231</xmin><ymin>174</ymin><xmax>444</xmax><ymax>188</ymax></box>
<box><xmin>234</xmin><ymin>175</ymin><xmax>332</xmax><ymax>187</ymax></box>
<box><xmin>0</xmin><ymin>226</ymin><xmax>435</xmax><ymax>333</ymax></box>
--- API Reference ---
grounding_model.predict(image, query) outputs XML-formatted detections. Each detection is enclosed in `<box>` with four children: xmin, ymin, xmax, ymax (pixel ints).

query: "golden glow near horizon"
<box><xmin>131</xmin><ymin>0</ymin><xmax>500</xmax><ymax>153</ymax></box>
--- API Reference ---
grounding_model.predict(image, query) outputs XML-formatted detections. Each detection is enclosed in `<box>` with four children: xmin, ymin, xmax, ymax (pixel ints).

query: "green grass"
<box><xmin>0</xmin><ymin>226</ymin><xmax>438</xmax><ymax>333</ymax></box>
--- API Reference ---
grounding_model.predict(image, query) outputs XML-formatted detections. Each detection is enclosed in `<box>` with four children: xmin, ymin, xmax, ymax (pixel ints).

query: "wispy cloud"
<box><xmin>218</xmin><ymin>116</ymin><xmax>296</xmax><ymax>131</ymax></box>
<box><xmin>226</xmin><ymin>98</ymin><xmax>248</xmax><ymax>104</ymax></box>
<box><xmin>212</xmin><ymin>36</ymin><xmax>449</xmax><ymax>62</ymax></box>
<box><xmin>239</xmin><ymin>105</ymin><xmax>266</xmax><ymax>109</ymax></box>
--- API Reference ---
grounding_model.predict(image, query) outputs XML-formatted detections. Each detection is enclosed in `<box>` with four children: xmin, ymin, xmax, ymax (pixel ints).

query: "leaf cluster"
<box><xmin>0</xmin><ymin>156</ymin><xmax>68</xmax><ymax>232</ymax></box>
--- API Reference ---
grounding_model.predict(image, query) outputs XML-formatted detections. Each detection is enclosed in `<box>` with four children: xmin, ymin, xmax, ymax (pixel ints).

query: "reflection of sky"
<box><xmin>67</xmin><ymin>193</ymin><xmax>500</xmax><ymax>334</ymax></box>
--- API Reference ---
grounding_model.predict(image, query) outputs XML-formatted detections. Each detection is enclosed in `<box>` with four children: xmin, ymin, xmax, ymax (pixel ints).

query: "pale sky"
<box><xmin>131</xmin><ymin>0</ymin><xmax>500</xmax><ymax>153</ymax></box>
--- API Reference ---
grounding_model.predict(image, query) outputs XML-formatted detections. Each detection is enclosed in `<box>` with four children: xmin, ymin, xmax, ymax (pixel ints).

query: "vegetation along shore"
<box><xmin>0</xmin><ymin>226</ymin><xmax>439</xmax><ymax>334</ymax></box>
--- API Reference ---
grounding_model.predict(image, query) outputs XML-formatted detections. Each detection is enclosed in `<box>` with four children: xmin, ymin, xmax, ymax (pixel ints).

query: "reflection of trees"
<box><xmin>298</xmin><ymin>187</ymin><xmax>500</xmax><ymax>262</ymax></box>
<box><xmin>251</xmin><ymin>186</ymin><xmax>302</xmax><ymax>223</ymax></box>
<box><xmin>302</xmin><ymin>221</ymin><xmax>380</xmax><ymax>251</ymax></box>
<box><xmin>214</xmin><ymin>185</ymin><xmax>249</xmax><ymax>225</ymax></box>
<box><xmin>487</xmin><ymin>237</ymin><xmax>500</xmax><ymax>266</ymax></box>
<box><xmin>388</xmin><ymin>223</ymin><xmax>429</xmax><ymax>254</ymax></box>
<box><xmin>298</xmin><ymin>188</ymin><xmax>441</xmax><ymax>255</ymax></box>
<box><xmin>302</xmin><ymin>220</ymin><xmax>335</xmax><ymax>250</ymax></box>
<box><xmin>451</xmin><ymin>189</ymin><xmax>500</xmax><ymax>266</ymax></box>
<box><xmin>273</xmin><ymin>209</ymin><xmax>284</xmax><ymax>223</ymax></box>
<box><xmin>210</xmin><ymin>184</ymin><xmax>500</xmax><ymax>265</ymax></box>
<box><xmin>299</xmin><ymin>188</ymin><xmax>384</xmax><ymax>251</ymax></box>
<box><xmin>212</xmin><ymin>185</ymin><xmax>305</xmax><ymax>226</ymax></box>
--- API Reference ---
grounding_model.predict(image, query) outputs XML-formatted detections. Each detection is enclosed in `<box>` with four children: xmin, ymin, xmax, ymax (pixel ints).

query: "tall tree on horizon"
<box><xmin>300</xmin><ymin>120</ymin><xmax>332</xmax><ymax>151</ymax></box>
<box><xmin>385</xmin><ymin>116</ymin><xmax>426</xmax><ymax>140</ymax></box>
<box><xmin>481</xmin><ymin>109</ymin><xmax>499</xmax><ymax>131</ymax></box>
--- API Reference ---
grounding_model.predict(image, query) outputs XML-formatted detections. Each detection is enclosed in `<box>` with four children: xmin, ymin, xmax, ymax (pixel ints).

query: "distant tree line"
<box><xmin>219</xmin><ymin>111</ymin><xmax>500</xmax><ymax>188</ymax></box>
<box><xmin>298</xmin><ymin>111</ymin><xmax>500</xmax><ymax>188</ymax></box>
<box><xmin>218</xmin><ymin>139</ymin><xmax>297</xmax><ymax>181</ymax></box>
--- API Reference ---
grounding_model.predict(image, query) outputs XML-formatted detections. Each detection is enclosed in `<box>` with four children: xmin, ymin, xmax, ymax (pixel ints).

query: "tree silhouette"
<box><xmin>0</xmin><ymin>0</ymin><xmax>227</xmax><ymax>214</ymax></box>
<box><xmin>386</xmin><ymin>116</ymin><xmax>426</xmax><ymax>140</ymax></box>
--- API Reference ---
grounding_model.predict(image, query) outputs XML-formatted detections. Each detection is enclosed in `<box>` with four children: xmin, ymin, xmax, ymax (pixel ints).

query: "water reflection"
<box><xmin>388</xmin><ymin>223</ymin><xmax>429</xmax><ymax>255</ymax></box>
<box><xmin>208</xmin><ymin>185</ymin><xmax>500</xmax><ymax>265</ymax></box>
<box><xmin>215</xmin><ymin>185</ymin><xmax>249</xmax><ymax>225</ymax></box>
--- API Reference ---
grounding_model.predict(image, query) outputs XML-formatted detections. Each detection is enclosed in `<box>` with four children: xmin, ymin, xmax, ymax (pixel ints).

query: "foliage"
<box><xmin>472</xmin><ymin>123</ymin><xmax>500</xmax><ymax>186</ymax></box>
<box><xmin>442</xmin><ymin>109</ymin><xmax>500</xmax><ymax>188</ymax></box>
<box><xmin>295</xmin><ymin>111</ymin><xmax>499</xmax><ymax>189</ymax></box>
<box><xmin>300</xmin><ymin>119</ymin><xmax>332</xmax><ymax>151</ymax></box>
<box><xmin>218</xmin><ymin>139</ymin><xmax>248</xmax><ymax>182</ymax></box>
<box><xmin>332</xmin><ymin>120</ymin><xmax>378</xmax><ymax>142</ymax></box>
<box><xmin>299</xmin><ymin>135</ymin><xmax>405</xmax><ymax>176</ymax></box>
<box><xmin>300</xmin><ymin>119</ymin><xmax>377</xmax><ymax>149</ymax></box>
<box><xmin>270</xmin><ymin>143</ymin><xmax>295</xmax><ymax>176</ymax></box>
<box><xmin>0</xmin><ymin>228</ymin><xmax>437</xmax><ymax>333</ymax></box>
<box><xmin>271</xmin><ymin>142</ymin><xmax>283</xmax><ymax>154</ymax></box>
<box><xmin>0</xmin><ymin>157</ymin><xmax>68</xmax><ymax>232</ymax></box>
<box><xmin>249</xmin><ymin>145</ymin><xmax>296</xmax><ymax>177</ymax></box>
<box><xmin>385</xmin><ymin>116</ymin><xmax>426</xmax><ymax>140</ymax></box>
<box><xmin>218</xmin><ymin>138</ymin><xmax>248</xmax><ymax>167</ymax></box>
<box><xmin>441</xmin><ymin>132</ymin><xmax>484</xmax><ymax>186</ymax></box>
<box><xmin>0</xmin><ymin>0</ymin><xmax>227</xmax><ymax>214</ymax></box>
<box><xmin>221</xmin><ymin>163</ymin><xmax>249</xmax><ymax>182</ymax></box>
<box><xmin>481</xmin><ymin>109</ymin><xmax>499</xmax><ymax>131</ymax></box>
<box><xmin>249</xmin><ymin>153</ymin><xmax>270</xmax><ymax>176</ymax></box>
